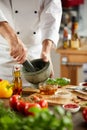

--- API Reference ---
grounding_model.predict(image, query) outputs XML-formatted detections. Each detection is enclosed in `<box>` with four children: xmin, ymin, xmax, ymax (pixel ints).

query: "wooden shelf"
<box><xmin>56</xmin><ymin>46</ymin><xmax>87</xmax><ymax>85</ymax></box>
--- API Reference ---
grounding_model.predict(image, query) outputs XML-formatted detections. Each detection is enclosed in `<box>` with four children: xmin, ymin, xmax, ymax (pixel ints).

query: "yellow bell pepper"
<box><xmin>0</xmin><ymin>80</ymin><xmax>13</xmax><ymax>98</ymax></box>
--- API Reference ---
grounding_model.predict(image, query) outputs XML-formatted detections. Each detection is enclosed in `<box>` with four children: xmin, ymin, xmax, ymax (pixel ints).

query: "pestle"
<box><xmin>22</xmin><ymin>60</ymin><xmax>36</xmax><ymax>72</ymax></box>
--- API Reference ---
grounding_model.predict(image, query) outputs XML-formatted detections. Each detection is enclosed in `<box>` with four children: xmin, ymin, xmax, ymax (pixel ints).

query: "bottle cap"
<box><xmin>13</xmin><ymin>64</ymin><xmax>21</xmax><ymax>71</ymax></box>
<box><xmin>72</xmin><ymin>16</ymin><xmax>78</xmax><ymax>23</ymax></box>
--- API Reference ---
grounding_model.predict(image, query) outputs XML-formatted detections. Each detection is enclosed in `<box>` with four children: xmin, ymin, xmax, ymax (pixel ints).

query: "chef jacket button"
<box><xmin>33</xmin><ymin>32</ymin><xmax>36</xmax><ymax>34</ymax></box>
<box><xmin>17</xmin><ymin>32</ymin><xmax>20</xmax><ymax>34</ymax></box>
<box><xmin>15</xmin><ymin>10</ymin><xmax>18</xmax><ymax>13</ymax></box>
<box><xmin>34</xmin><ymin>11</ymin><xmax>37</xmax><ymax>14</ymax></box>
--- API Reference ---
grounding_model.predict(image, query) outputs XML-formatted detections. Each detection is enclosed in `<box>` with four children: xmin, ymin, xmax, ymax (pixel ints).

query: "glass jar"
<box><xmin>12</xmin><ymin>64</ymin><xmax>22</xmax><ymax>95</ymax></box>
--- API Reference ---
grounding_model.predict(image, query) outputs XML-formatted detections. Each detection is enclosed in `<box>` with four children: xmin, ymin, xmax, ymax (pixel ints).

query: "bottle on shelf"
<box><xmin>12</xmin><ymin>64</ymin><xmax>22</xmax><ymax>95</ymax></box>
<box><xmin>70</xmin><ymin>16</ymin><xmax>80</xmax><ymax>49</ymax></box>
<box><xmin>63</xmin><ymin>24</ymin><xmax>69</xmax><ymax>49</ymax></box>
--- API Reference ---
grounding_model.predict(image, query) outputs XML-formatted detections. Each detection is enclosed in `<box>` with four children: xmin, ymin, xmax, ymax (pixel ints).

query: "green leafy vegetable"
<box><xmin>46</xmin><ymin>77</ymin><xmax>70</xmax><ymax>86</ymax></box>
<box><xmin>0</xmin><ymin>101</ymin><xmax>73</xmax><ymax>130</ymax></box>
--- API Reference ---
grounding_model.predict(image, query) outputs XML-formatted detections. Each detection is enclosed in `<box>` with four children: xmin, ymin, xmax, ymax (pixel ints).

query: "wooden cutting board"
<box><xmin>22</xmin><ymin>87</ymin><xmax>40</xmax><ymax>95</ymax></box>
<box><xmin>23</xmin><ymin>85</ymin><xmax>87</xmax><ymax>106</ymax></box>
<box><xmin>72</xmin><ymin>90</ymin><xmax>87</xmax><ymax>100</ymax></box>
<box><xmin>29</xmin><ymin>89</ymin><xmax>75</xmax><ymax>105</ymax></box>
<box><xmin>64</xmin><ymin>85</ymin><xmax>87</xmax><ymax>100</ymax></box>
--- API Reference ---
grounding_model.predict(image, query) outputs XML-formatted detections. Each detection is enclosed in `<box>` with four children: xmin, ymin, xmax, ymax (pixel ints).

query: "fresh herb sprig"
<box><xmin>46</xmin><ymin>77</ymin><xmax>70</xmax><ymax>86</ymax></box>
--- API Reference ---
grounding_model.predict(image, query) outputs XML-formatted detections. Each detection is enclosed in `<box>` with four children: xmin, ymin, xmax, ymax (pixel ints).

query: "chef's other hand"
<box><xmin>41</xmin><ymin>39</ymin><xmax>54</xmax><ymax>78</ymax></box>
<box><xmin>10</xmin><ymin>37</ymin><xmax>27</xmax><ymax>64</ymax></box>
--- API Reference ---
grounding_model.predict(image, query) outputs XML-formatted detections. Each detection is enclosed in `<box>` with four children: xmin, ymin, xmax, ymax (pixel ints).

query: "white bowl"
<box><xmin>63</xmin><ymin>103</ymin><xmax>80</xmax><ymax>113</ymax></box>
<box><xmin>79</xmin><ymin>82</ymin><xmax>87</xmax><ymax>87</ymax></box>
<box><xmin>55</xmin><ymin>91</ymin><xmax>72</xmax><ymax>98</ymax></box>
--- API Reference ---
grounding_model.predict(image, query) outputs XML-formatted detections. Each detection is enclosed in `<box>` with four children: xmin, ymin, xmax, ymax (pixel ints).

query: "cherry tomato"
<box><xmin>17</xmin><ymin>100</ymin><xmax>29</xmax><ymax>115</ymax></box>
<box><xmin>82</xmin><ymin>107</ymin><xmax>87</xmax><ymax>122</ymax></box>
<box><xmin>9</xmin><ymin>95</ymin><xmax>21</xmax><ymax>111</ymax></box>
<box><xmin>24</xmin><ymin>103</ymin><xmax>41</xmax><ymax>116</ymax></box>
<box><xmin>38</xmin><ymin>99</ymin><xmax>48</xmax><ymax>108</ymax></box>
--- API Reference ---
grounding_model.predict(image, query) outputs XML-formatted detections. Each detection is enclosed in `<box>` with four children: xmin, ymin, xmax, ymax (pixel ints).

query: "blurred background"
<box><xmin>52</xmin><ymin>0</ymin><xmax>87</xmax><ymax>84</ymax></box>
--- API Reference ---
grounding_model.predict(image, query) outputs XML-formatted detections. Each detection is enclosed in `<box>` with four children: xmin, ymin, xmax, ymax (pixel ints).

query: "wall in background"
<box><xmin>51</xmin><ymin>49</ymin><xmax>60</xmax><ymax>78</ymax></box>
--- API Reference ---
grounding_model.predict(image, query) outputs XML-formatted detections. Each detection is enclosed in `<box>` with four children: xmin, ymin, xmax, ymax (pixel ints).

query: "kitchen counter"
<box><xmin>72</xmin><ymin>111</ymin><xmax>87</xmax><ymax>130</ymax></box>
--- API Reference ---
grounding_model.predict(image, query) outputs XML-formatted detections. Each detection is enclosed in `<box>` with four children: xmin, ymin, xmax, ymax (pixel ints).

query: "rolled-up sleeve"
<box><xmin>40</xmin><ymin>0</ymin><xmax>62</xmax><ymax>47</ymax></box>
<box><xmin>0</xmin><ymin>10</ymin><xmax>7</xmax><ymax>22</ymax></box>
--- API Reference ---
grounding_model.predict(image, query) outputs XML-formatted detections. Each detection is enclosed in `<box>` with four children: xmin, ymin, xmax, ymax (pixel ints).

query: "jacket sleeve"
<box><xmin>0</xmin><ymin>10</ymin><xmax>7</xmax><ymax>22</ymax></box>
<box><xmin>40</xmin><ymin>0</ymin><xmax>62</xmax><ymax>47</ymax></box>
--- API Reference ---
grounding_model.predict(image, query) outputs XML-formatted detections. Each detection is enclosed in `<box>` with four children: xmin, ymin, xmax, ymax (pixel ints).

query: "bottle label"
<box><xmin>63</xmin><ymin>40</ymin><xmax>69</xmax><ymax>49</ymax></box>
<box><xmin>71</xmin><ymin>39</ymin><xmax>79</xmax><ymax>49</ymax></box>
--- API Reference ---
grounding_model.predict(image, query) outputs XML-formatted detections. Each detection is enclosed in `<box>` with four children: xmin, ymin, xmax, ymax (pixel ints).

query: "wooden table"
<box><xmin>56</xmin><ymin>45</ymin><xmax>87</xmax><ymax>85</ymax></box>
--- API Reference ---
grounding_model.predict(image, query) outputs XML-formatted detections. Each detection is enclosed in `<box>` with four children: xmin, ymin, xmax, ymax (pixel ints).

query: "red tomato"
<box><xmin>38</xmin><ymin>99</ymin><xmax>48</xmax><ymax>108</ymax></box>
<box><xmin>9</xmin><ymin>95</ymin><xmax>21</xmax><ymax>111</ymax></box>
<box><xmin>17</xmin><ymin>100</ymin><xmax>29</xmax><ymax>115</ymax></box>
<box><xmin>82</xmin><ymin>107</ymin><xmax>87</xmax><ymax>122</ymax></box>
<box><xmin>24</xmin><ymin>103</ymin><xmax>41</xmax><ymax>116</ymax></box>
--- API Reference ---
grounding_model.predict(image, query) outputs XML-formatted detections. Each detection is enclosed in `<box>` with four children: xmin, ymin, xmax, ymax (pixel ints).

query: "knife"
<box><xmin>66</xmin><ymin>86</ymin><xmax>87</xmax><ymax>91</ymax></box>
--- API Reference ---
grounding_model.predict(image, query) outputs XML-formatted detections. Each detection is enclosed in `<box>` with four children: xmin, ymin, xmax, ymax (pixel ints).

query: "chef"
<box><xmin>0</xmin><ymin>0</ymin><xmax>62</xmax><ymax>85</ymax></box>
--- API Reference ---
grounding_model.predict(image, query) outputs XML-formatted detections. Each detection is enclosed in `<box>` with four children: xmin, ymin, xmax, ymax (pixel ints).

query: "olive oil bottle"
<box><xmin>12</xmin><ymin>64</ymin><xmax>22</xmax><ymax>95</ymax></box>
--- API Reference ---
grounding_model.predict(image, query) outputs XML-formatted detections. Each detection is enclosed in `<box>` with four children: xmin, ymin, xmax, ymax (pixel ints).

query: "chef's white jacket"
<box><xmin>0</xmin><ymin>0</ymin><xmax>62</xmax><ymax>84</ymax></box>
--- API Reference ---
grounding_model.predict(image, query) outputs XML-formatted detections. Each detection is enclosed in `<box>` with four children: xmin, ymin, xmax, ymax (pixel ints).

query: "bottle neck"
<box><xmin>72</xmin><ymin>22</ymin><xmax>78</xmax><ymax>35</ymax></box>
<box><xmin>13</xmin><ymin>64</ymin><xmax>21</xmax><ymax>78</ymax></box>
<box><xmin>13</xmin><ymin>71</ymin><xmax>21</xmax><ymax>78</ymax></box>
<box><xmin>63</xmin><ymin>26</ymin><xmax>68</xmax><ymax>38</ymax></box>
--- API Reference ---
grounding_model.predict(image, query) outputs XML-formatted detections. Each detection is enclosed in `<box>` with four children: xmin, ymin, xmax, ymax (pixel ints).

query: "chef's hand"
<box><xmin>10</xmin><ymin>37</ymin><xmax>27</xmax><ymax>64</ymax></box>
<box><xmin>41</xmin><ymin>39</ymin><xmax>54</xmax><ymax>78</ymax></box>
